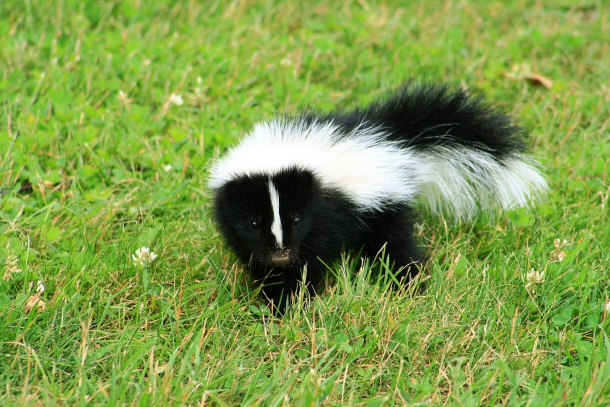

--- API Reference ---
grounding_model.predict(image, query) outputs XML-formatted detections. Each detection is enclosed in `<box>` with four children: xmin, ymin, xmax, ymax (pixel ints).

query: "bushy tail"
<box><xmin>321</xmin><ymin>83</ymin><xmax>548</xmax><ymax>217</ymax></box>
<box><xmin>409</xmin><ymin>145</ymin><xmax>547</xmax><ymax>218</ymax></box>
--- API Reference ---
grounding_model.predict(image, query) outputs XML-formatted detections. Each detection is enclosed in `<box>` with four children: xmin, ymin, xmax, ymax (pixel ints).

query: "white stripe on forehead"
<box><xmin>267</xmin><ymin>179</ymin><xmax>284</xmax><ymax>248</ymax></box>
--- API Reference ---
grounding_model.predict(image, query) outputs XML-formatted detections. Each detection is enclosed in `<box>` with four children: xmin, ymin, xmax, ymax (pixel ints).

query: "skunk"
<box><xmin>209</xmin><ymin>83</ymin><xmax>547</xmax><ymax>313</ymax></box>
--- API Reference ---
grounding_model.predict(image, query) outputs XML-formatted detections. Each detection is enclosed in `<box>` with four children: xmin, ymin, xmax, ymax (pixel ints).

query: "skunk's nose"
<box><xmin>269</xmin><ymin>249</ymin><xmax>292</xmax><ymax>267</ymax></box>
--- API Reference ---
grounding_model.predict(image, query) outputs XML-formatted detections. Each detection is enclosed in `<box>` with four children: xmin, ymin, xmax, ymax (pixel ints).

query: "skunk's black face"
<box><xmin>213</xmin><ymin>168</ymin><xmax>320</xmax><ymax>273</ymax></box>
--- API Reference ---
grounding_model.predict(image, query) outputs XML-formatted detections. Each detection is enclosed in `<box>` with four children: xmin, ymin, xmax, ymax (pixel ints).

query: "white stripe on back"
<box><xmin>209</xmin><ymin>119</ymin><xmax>547</xmax><ymax>218</ymax></box>
<box><xmin>267</xmin><ymin>180</ymin><xmax>283</xmax><ymax>247</ymax></box>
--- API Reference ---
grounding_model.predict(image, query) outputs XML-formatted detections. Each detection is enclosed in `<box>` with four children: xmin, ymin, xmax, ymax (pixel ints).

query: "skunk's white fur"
<box><xmin>209</xmin><ymin>119</ymin><xmax>546</xmax><ymax>218</ymax></box>
<box><xmin>267</xmin><ymin>180</ymin><xmax>284</xmax><ymax>247</ymax></box>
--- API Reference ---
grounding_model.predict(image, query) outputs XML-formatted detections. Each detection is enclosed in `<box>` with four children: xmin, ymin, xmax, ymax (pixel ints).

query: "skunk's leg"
<box><xmin>251</xmin><ymin>264</ymin><xmax>296</xmax><ymax>314</ymax></box>
<box><xmin>254</xmin><ymin>262</ymin><xmax>324</xmax><ymax>315</ymax></box>
<box><xmin>364</xmin><ymin>206</ymin><xmax>424</xmax><ymax>284</ymax></box>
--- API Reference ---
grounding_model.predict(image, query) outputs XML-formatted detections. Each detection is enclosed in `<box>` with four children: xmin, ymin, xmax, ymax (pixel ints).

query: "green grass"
<box><xmin>1</xmin><ymin>0</ymin><xmax>608</xmax><ymax>405</ymax></box>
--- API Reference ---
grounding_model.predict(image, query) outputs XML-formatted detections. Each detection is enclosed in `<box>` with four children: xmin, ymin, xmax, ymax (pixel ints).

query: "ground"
<box><xmin>0</xmin><ymin>0</ymin><xmax>608</xmax><ymax>405</ymax></box>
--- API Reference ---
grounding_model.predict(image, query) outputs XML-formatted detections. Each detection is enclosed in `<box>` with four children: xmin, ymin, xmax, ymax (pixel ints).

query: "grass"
<box><xmin>0</xmin><ymin>0</ymin><xmax>608</xmax><ymax>405</ymax></box>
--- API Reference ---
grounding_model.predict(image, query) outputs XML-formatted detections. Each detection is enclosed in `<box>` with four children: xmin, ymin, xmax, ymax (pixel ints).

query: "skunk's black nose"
<box><xmin>269</xmin><ymin>249</ymin><xmax>292</xmax><ymax>267</ymax></box>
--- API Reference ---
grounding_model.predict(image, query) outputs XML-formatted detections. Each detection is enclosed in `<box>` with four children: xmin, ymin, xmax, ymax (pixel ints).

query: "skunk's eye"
<box><xmin>293</xmin><ymin>216</ymin><xmax>301</xmax><ymax>226</ymax></box>
<box><xmin>249</xmin><ymin>220</ymin><xmax>259</xmax><ymax>230</ymax></box>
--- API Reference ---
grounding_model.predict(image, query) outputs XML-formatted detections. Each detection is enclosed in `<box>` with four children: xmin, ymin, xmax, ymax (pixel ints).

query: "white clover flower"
<box><xmin>132</xmin><ymin>246</ymin><xmax>158</xmax><ymax>267</ymax></box>
<box><xmin>2</xmin><ymin>255</ymin><xmax>22</xmax><ymax>281</ymax></box>
<box><xmin>550</xmin><ymin>250</ymin><xmax>566</xmax><ymax>262</ymax></box>
<box><xmin>23</xmin><ymin>280</ymin><xmax>47</xmax><ymax>313</ymax></box>
<box><xmin>118</xmin><ymin>90</ymin><xmax>132</xmax><ymax>106</ymax></box>
<box><xmin>550</xmin><ymin>238</ymin><xmax>570</xmax><ymax>262</ymax></box>
<box><xmin>168</xmin><ymin>93</ymin><xmax>184</xmax><ymax>106</ymax></box>
<box><xmin>162</xmin><ymin>164</ymin><xmax>173</xmax><ymax>172</ymax></box>
<box><xmin>36</xmin><ymin>280</ymin><xmax>45</xmax><ymax>296</ymax></box>
<box><xmin>525</xmin><ymin>269</ymin><xmax>545</xmax><ymax>288</ymax></box>
<box><xmin>553</xmin><ymin>238</ymin><xmax>570</xmax><ymax>249</ymax></box>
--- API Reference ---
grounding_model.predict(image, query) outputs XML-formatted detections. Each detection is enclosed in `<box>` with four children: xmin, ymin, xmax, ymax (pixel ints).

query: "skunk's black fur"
<box><xmin>306</xmin><ymin>84</ymin><xmax>525</xmax><ymax>157</ymax></box>
<box><xmin>210</xmin><ymin>83</ymin><xmax>546</xmax><ymax>313</ymax></box>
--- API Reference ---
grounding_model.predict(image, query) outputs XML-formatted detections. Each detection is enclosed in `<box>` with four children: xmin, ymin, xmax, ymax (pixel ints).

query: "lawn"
<box><xmin>0</xmin><ymin>0</ymin><xmax>608</xmax><ymax>405</ymax></box>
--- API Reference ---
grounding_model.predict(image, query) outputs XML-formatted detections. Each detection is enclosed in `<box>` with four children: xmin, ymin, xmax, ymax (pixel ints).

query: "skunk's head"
<box><xmin>213</xmin><ymin>168</ymin><xmax>320</xmax><ymax>271</ymax></box>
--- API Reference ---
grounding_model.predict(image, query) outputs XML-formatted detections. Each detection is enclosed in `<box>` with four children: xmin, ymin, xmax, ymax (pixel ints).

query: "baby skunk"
<box><xmin>209</xmin><ymin>83</ymin><xmax>547</xmax><ymax>313</ymax></box>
